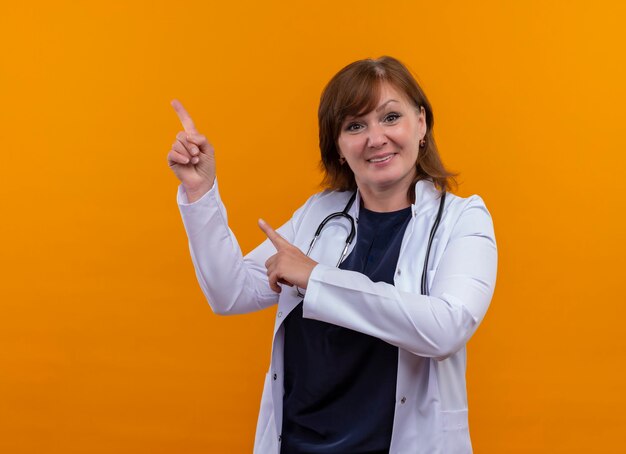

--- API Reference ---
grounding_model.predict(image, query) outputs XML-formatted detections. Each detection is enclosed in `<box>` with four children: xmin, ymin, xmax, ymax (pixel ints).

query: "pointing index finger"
<box><xmin>258</xmin><ymin>219</ymin><xmax>289</xmax><ymax>250</ymax></box>
<box><xmin>171</xmin><ymin>99</ymin><xmax>197</xmax><ymax>133</ymax></box>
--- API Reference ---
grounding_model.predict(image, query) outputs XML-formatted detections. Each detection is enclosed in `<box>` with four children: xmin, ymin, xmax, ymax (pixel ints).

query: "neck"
<box><xmin>358</xmin><ymin>185</ymin><xmax>411</xmax><ymax>212</ymax></box>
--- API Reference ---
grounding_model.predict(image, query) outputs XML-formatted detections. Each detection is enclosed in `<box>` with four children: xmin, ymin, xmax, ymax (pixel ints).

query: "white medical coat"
<box><xmin>177</xmin><ymin>178</ymin><xmax>497</xmax><ymax>453</ymax></box>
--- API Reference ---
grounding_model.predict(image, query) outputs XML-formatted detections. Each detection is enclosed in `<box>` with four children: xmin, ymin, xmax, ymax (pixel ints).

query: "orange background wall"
<box><xmin>1</xmin><ymin>1</ymin><xmax>625</xmax><ymax>452</ymax></box>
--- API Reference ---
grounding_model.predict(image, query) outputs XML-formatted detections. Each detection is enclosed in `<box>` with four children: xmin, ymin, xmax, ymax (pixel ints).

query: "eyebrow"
<box><xmin>375</xmin><ymin>99</ymin><xmax>399</xmax><ymax>112</ymax></box>
<box><xmin>345</xmin><ymin>99</ymin><xmax>400</xmax><ymax>121</ymax></box>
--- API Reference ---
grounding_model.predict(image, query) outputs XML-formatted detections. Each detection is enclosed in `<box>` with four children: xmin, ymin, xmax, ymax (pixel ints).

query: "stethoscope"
<box><xmin>297</xmin><ymin>190</ymin><xmax>447</xmax><ymax>297</ymax></box>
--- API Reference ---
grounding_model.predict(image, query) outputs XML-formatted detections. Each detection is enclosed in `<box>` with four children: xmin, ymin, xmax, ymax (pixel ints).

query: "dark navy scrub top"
<box><xmin>281</xmin><ymin>204</ymin><xmax>412</xmax><ymax>454</ymax></box>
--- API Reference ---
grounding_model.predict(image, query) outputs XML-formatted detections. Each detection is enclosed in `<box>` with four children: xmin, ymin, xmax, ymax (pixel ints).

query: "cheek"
<box><xmin>336</xmin><ymin>138</ymin><xmax>345</xmax><ymax>154</ymax></box>
<box><xmin>398</xmin><ymin>134</ymin><xmax>420</xmax><ymax>152</ymax></box>
<box><xmin>336</xmin><ymin>135</ymin><xmax>346</xmax><ymax>154</ymax></box>
<box><xmin>337</xmin><ymin>136</ymin><xmax>359</xmax><ymax>157</ymax></box>
<box><xmin>395</xmin><ymin>124</ymin><xmax>419</xmax><ymax>143</ymax></box>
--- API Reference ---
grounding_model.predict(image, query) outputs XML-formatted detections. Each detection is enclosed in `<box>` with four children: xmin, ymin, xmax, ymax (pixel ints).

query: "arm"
<box><xmin>302</xmin><ymin>196</ymin><xmax>497</xmax><ymax>359</ymax></box>
<box><xmin>168</xmin><ymin>99</ymin><xmax>297</xmax><ymax>315</ymax></box>
<box><xmin>178</xmin><ymin>179</ymin><xmax>312</xmax><ymax>315</ymax></box>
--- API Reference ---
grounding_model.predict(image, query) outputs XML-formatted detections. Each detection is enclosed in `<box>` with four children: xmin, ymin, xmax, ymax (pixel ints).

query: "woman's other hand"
<box><xmin>259</xmin><ymin>219</ymin><xmax>318</xmax><ymax>293</ymax></box>
<box><xmin>168</xmin><ymin>99</ymin><xmax>216</xmax><ymax>202</ymax></box>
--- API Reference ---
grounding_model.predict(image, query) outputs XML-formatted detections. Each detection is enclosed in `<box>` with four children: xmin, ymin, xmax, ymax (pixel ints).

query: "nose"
<box><xmin>366</xmin><ymin>123</ymin><xmax>388</xmax><ymax>149</ymax></box>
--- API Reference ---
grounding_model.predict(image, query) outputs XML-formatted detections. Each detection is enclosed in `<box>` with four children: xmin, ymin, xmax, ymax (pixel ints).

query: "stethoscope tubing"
<box><xmin>306</xmin><ymin>192</ymin><xmax>357</xmax><ymax>267</ymax></box>
<box><xmin>421</xmin><ymin>191</ymin><xmax>446</xmax><ymax>296</ymax></box>
<box><xmin>297</xmin><ymin>190</ymin><xmax>445</xmax><ymax>298</ymax></box>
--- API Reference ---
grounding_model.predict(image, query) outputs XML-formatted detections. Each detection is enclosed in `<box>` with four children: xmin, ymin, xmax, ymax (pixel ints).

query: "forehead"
<box><xmin>376</xmin><ymin>83</ymin><xmax>413</xmax><ymax>108</ymax></box>
<box><xmin>378</xmin><ymin>82</ymin><xmax>407</xmax><ymax>100</ymax></box>
<box><xmin>346</xmin><ymin>82</ymin><xmax>413</xmax><ymax>119</ymax></box>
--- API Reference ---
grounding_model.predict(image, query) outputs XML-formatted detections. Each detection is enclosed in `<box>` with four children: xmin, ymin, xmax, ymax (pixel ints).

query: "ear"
<box><xmin>418</xmin><ymin>106</ymin><xmax>427</xmax><ymax>140</ymax></box>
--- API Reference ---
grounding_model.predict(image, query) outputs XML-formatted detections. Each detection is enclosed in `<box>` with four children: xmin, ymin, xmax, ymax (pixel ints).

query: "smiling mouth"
<box><xmin>368</xmin><ymin>154</ymin><xmax>396</xmax><ymax>163</ymax></box>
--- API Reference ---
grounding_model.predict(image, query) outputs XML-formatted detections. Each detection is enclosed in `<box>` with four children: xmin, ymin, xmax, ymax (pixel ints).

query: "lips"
<box><xmin>367</xmin><ymin>153</ymin><xmax>396</xmax><ymax>163</ymax></box>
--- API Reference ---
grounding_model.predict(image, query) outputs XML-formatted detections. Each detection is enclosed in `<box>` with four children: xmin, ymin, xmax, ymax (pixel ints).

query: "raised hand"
<box><xmin>258</xmin><ymin>219</ymin><xmax>318</xmax><ymax>293</ymax></box>
<box><xmin>168</xmin><ymin>99</ymin><xmax>216</xmax><ymax>202</ymax></box>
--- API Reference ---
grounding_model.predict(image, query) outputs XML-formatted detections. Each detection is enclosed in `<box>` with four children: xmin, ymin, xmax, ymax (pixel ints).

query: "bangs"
<box><xmin>333</xmin><ymin>72</ymin><xmax>384</xmax><ymax>133</ymax></box>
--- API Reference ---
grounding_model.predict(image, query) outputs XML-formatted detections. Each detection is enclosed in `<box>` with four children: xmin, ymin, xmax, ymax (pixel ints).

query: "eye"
<box><xmin>384</xmin><ymin>112</ymin><xmax>402</xmax><ymax>123</ymax></box>
<box><xmin>345</xmin><ymin>122</ymin><xmax>363</xmax><ymax>132</ymax></box>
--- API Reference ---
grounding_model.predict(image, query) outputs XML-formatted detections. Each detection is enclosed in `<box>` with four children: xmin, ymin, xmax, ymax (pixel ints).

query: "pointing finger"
<box><xmin>171</xmin><ymin>99</ymin><xmax>197</xmax><ymax>133</ymax></box>
<box><xmin>258</xmin><ymin>219</ymin><xmax>290</xmax><ymax>250</ymax></box>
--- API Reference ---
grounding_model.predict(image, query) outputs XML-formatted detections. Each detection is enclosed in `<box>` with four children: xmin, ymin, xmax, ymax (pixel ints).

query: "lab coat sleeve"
<box><xmin>177</xmin><ymin>179</ymin><xmax>312</xmax><ymax>315</ymax></box>
<box><xmin>302</xmin><ymin>196</ymin><xmax>497</xmax><ymax>359</ymax></box>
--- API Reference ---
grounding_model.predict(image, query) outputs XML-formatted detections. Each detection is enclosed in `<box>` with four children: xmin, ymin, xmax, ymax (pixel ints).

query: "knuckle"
<box><xmin>189</xmin><ymin>133</ymin><xmax>204</xmax><ymax>143</ymax></box>
<box><xmin>173</xmin><ymin>144</ymin><xmax>187</xmax><ymax>155</ymax></box>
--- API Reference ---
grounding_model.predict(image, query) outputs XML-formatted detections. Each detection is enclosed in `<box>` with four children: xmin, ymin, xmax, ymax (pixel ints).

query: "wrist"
<box><xmin>184</xmin><ymin>179</ymin><xmax>215</xmax><ymax>203</ymax></box>
<box><xmin>301</xmin><ymin>260</ymin><xmax>318</xmax><ymax>289</ymax></box>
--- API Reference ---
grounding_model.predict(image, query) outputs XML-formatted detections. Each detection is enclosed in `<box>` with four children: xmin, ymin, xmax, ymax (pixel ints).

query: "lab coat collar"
<box><xmin>413</xmin><ymin>179</ymin><xmax>443</xmax><ymax>217</ymax></box>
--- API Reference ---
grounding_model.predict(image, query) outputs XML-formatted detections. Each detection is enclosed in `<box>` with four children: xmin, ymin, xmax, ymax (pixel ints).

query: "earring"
<box><xmin>419</xmin><ymin>138</ymin><xmax>426</xmax><ymax>148</ymax></box>
<box><xmin>339</xmin><ymin>156</ymin><xmax>346</xmax><ymax>164</ymax></box>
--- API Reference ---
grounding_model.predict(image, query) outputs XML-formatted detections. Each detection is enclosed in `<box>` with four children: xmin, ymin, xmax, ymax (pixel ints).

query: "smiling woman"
<box><xmin>168</xmin><ymin>56</ymin><xmax>497</xmax><ymax>453</ymax></box>
<box><xmin>318</xmin><ymin>56</ymin><xmax>456</xmax><ymax>209</ymax></box>
<box><xmin>336</xmin><ymin>83</ymin><xmax>425</xmax><ymax>212</ymax></box>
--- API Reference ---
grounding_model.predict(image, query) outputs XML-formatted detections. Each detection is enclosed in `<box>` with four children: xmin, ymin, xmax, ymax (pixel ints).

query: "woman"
<box><xmin>168</xmin><ymin>56</ymin><xmax>497</xmax><ymax>453</ymax></box>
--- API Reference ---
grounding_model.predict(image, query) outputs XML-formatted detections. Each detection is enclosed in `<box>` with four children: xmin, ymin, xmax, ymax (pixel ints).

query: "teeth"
<box><xmin>369</xmin><ymin>155</ymin><xmax>393</xmax><ymax>163</ymax></box>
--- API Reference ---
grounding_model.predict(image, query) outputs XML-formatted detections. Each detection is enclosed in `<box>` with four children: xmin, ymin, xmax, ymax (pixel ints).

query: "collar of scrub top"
<box><xmin>352</xmin><ymin>179</ymin><xmax>441</xmax><ymax>219</ymax></box>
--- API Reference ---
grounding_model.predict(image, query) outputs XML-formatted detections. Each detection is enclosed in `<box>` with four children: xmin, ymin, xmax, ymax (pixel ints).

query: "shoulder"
<box><xmin>291</xmin><ymin>190</ymin><xmax>352</xmax><ymax>229</ymax></box>
<box><xmin>309</xmin><ymin>188</ymin><xmax>354</xmax><ymax>203</ymax></box>
<box><xmin>443</xmin><ymin>192</ymin><xmax>496</xmax><ymax>245</ymax></box>
<box><xmin>416</xmin><ymin>179</ymin><xmax>491</xmax><ymax>216</ymax></box>
<box><xmin>289</xmin><ymin>188</ymin><xmax>353</xmax><ymax>226</ymax></box>
<box><xmin>415</xmin><ymin>179</ymin><xmax>485</xmax><ymax>209</ymax></box>
<box><xmin>446</xmin><ymin>192</ymin><xmax>491</xmax><ymax>216</ymax></box>
<box><xmin>283</xmin><ymin>189</ymin><xmax>355</xmax><ymax>248</ymax></box>
<box><xmin>415</xmin><ymin>179</ymin><xmax>495</xmax><ymax>238</ymax></box>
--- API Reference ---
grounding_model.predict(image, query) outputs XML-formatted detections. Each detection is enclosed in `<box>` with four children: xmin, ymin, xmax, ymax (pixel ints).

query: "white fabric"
<box><xmin>177</xmin><ymin>178</ymin><xmax>497</xmax><ymax>454</ymax></box>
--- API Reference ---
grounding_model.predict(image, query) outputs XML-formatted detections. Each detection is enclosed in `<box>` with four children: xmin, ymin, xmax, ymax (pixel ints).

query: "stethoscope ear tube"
<box><xmin>297</xmin><ymin>192</ymin><xmax>357</xmax><ymax>298</ymax></box>
<box><xmin>420</xmin><ymin>191</ymin><xmax>446</xmax><ymax>295</ymax></box>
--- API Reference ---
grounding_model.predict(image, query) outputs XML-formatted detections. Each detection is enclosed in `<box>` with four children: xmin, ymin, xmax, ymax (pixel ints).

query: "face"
<box><xmin>337</xmin><ymin>82</ymin><xmax>426</xmax><ymax>201</ymax></box>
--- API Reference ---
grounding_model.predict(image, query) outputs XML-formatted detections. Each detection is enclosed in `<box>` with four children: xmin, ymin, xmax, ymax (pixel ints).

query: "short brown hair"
<box><xmin>318</xmin><ymin>56</ymin><xmax>456</xmax><ymax>200</ymax></box>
